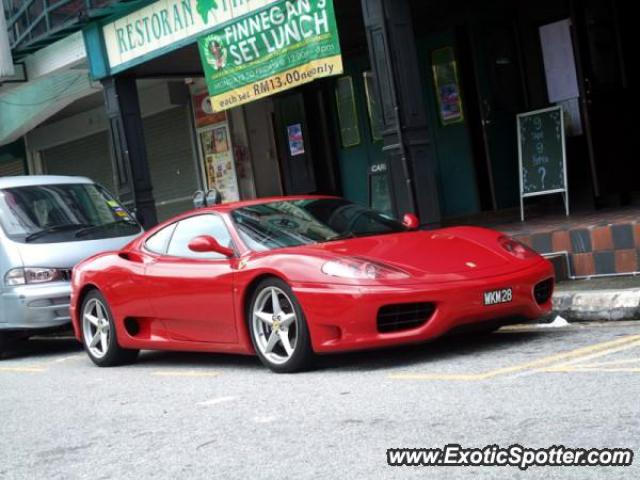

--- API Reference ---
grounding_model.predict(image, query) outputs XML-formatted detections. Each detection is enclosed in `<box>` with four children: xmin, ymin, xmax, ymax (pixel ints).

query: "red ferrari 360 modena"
<box><xmin>70</xmin><ymin>196</ymin><xmax>554</xmax><ymax>373</ymax></box>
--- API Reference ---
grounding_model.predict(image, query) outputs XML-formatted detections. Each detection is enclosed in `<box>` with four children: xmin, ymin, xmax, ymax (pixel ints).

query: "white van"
<box><xmin>0</xmin><ymin>176</ymin><xmax>143</xmax><ymax>354</ymax></box>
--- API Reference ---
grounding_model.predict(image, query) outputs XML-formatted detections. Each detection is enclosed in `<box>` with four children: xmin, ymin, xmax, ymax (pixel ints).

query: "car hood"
<box><xmin>12</xmin><ymin>234</ymin><xmax>141</xmax><ymax>270</ymax></box>
<box><xmin>297</xmin><ymin>230</ymin><xmax>511</xmax><ymax>277</ymax></box>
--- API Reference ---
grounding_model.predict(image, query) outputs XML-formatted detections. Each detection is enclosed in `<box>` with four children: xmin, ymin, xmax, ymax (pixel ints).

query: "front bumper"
<box><xmin>293</xmin><ymin>260</ymin><xmax>554</xmax><ymax>353</ymax></box>
<box><xmin>0</xmin><ymin>282</ymin><xmax>72</xmax><ymax>331</ymax></box>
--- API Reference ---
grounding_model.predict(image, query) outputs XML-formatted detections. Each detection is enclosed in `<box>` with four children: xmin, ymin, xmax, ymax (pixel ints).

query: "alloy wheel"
<box><xmin>252</xmin><ymin>287</ymin><xmax>299</xmax><ymax>365</ymax></box>
<box><xmin>82</xmin><ymin>298</ymin><xmax>111</xmax><ymax>359</ymax></box>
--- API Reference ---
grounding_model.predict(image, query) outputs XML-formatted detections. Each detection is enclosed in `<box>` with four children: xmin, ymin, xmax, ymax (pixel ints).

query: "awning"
<box><xmin>0</xmin><ymin>31</ymin><xmax>95</xmax><ymax>147</ymax></box>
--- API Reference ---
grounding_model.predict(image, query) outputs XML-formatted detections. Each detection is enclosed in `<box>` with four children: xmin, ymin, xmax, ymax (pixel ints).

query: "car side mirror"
<box><xmin>402</xmin><ymin>213</ymin><xmax>420</xmax><ymax>230</ymax></box>
<box><xmin>188</xmin><ymin>235</ymin><xmax>234</xmax><ymax>258</ymax></box>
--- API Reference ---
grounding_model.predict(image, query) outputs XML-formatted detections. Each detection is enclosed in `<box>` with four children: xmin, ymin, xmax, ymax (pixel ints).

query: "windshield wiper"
<box><xmin>74</xmin><ymin>220</ymin><xmax>137</xmax><ymax>238</ymax></box>
<box><xmin>25</xmin><ymin>223</ymin><xmax>94</xmax><ymax>242</ymax></box>
<box><xmin>326</xmin><ymin>233</ymin><xmax>358</xmax><ymax>242</ymax></box>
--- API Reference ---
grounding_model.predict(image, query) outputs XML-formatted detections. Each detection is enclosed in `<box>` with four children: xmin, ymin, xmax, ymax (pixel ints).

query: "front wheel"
<box><xmin>248</xmin><ymin>279</ymin><xmax>314</xmax><ymax>373</ymax></box>
<box><xmin>81</xmin><ymin>290</ymin><xmax>139</xmax><ymax>367</ymax></box>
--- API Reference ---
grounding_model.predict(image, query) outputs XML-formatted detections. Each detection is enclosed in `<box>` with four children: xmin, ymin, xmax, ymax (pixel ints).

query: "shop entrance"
<box><xmin>332</xmin><ymin>56</ymin><xmax>388</xmax><ymax>213</ymax></box>
<box><xmin>272</xmin><ymin>92</ymin><xmax>317</xmax><ymax>195</ymax></box>
<box><xmin>469</xmin><ymin>18</ymin><xmax>525</xmax><ymax>211</ymax></box>
<box><xmin>573</xmin><ymin>0</ymin><xmax>636</xmax><ymax>202</ymax></box>
<box><xmin>244</xmin><ymin>99</ymin><xmax>283</xmax><ymax>198</ymax></box>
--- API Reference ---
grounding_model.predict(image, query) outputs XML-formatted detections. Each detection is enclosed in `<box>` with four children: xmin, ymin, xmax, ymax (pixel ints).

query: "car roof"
<box><xmin>0</xmin><ymin>175</ymin><xmax>94</xmax><ymax>189</ymax></box>
<box><xmin>202</xmin><ymin>195</ymin><xmax>340</xmax><ymax>213</ymax></box>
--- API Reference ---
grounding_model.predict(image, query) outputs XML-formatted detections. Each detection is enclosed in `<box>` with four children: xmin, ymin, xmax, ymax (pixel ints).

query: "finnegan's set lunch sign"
<box><xmin>197</xmin><ymin>0</ymin><xmax>343</xmax><ymax>112</ymax></box>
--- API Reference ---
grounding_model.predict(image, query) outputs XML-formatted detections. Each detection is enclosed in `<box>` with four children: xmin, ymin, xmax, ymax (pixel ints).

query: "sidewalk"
<box><xmin>553</xmin><ymin>276</ymin><xmax>640</xmax><ymax>322</ymax></box>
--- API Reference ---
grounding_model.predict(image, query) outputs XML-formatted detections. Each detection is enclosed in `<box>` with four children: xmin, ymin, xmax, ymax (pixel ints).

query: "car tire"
<box><xmin>248</xmin><ymin>278</ymin><xmax>314</xmax><ymax>373</ymax></box>
<box><xmin>0</xmin><ymin>333</ymin><xmax>6</xmax><ymax>360</ymax></box>
<box><xmin>80</xmin><ymin>290</ymin><xmax>139</xmax><ymax>367</ymax></box>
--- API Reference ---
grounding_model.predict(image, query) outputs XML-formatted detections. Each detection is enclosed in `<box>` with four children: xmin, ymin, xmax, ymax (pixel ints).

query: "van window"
<box><xmin>0</xmin><ymin>183</ymin><xmax>142</xmax><ymax>244</ymax></box>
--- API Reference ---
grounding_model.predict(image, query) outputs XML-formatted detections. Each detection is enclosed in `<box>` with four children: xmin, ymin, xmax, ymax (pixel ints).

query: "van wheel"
<box><xmin>0</xmin><ymin>333</ymin><xmax>6</xmax><ymax>359</ymax></box>
<box><xmin>81</xmin><ymin>290</ymin><xmax>139</xmax><ymax>367</ymax></box>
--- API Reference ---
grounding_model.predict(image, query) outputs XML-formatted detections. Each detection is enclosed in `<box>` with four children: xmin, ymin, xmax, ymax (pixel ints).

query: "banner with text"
<box><xmin>197</xmin><ymin>0</ymin><xmax>342</xmax><ymax>112</ymax></box>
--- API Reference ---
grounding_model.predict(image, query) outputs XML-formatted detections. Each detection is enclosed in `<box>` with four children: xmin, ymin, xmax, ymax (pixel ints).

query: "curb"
<box><xmin>553</xmin><ymin>288</ymin><xmax>640</xmax><ymax>322</ymax></box>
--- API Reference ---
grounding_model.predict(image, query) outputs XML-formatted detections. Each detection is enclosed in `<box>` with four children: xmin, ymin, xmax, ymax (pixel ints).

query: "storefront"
<box><xmin>25</xmin><ymin>80</ymin><xmax>203</xmax><ymax>221</ymax></box>
<box><xmin>69</xmin><ymin>0</ymin><xmax>635</xmax><ymax>232</ymax></box>
<box><xmin>408</xmin><ymin>0</ymin><xmax>637</xmax><ymax>220</ymax></box>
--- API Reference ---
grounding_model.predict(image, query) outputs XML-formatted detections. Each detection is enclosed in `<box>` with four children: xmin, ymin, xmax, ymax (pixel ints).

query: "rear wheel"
<box><xmin>0</xmin><ymin>333</ymin><xmax>6</xmax><ymax>359</ymax></box>
<box><xmin>81</xmin><ymin>290</ymin><xmax>139</xmax><ymax>367</ymax></box>
<box><xmin>248</xmin><ymin>278</ymin><xmax>314</xmax><ymax>373</ymax></box>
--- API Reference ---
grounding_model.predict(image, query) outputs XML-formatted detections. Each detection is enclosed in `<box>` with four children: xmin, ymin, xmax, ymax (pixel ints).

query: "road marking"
<box><xmin>543</xmin><ymin>366</ymin><xmax>640</xmax><ymax>373</ymax></box>
<box><xmin>0</xmin><ymin>365</ymin><xmax>47</xmax><ymax>373</ymax></box>
<box><xmin>197</xmin><ymin>396</ymin><xmax>237</xmax><ymax>406</ymax></box>
<box><xmin>49</xmin><ymin>354</ymin><xmax>84</xmax><ymax>364</ymax></box>
<box><xmin>568</xmin><ymin>357</ymin><xmax>640</xmax><ymax>368</ymax></box>
<box><xmin>390</xmin><ymin>334</ymin><xmax>640</xmax><ymax>381</ymax></box>
<box><xmin>0</xmin><ymin>353</ymin><xmax>83</xmax><ymax>373</ymax></box>
<box><xmin>540</xmin><ymin>339</ymin><xmax>640</xmax><ymax>372</ymax></box>
<box><xmin>151</xmin><ymin>370</ymin><xmax>221</xmax><ymax>378</ymax></box>
<box><xmin>253</xmin><ymin>415</ymin><xmax>277</xmax><ymax>424</ymax></box>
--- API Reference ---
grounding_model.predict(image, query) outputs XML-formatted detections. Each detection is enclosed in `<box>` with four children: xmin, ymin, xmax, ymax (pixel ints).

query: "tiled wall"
<box><xmin>514</xmin><ymin>223</ymin><xmax>640</xmax><ymax>277</ymax></box>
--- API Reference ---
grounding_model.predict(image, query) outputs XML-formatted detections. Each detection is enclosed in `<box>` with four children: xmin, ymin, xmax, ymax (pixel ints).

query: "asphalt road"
<box><xmin>1</xmin><ymin>321</ymin><xmax>639</xmax><ymax>480</ymax></box>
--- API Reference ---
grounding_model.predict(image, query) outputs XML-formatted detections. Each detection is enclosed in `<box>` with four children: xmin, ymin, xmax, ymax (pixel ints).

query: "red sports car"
<box><xmin>70</xmin><ymin>196</ymin><xmax>554</xmax><ymax>373</ymax></box>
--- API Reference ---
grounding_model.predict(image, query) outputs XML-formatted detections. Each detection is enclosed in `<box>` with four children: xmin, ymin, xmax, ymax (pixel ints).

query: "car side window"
<box><xmin>145</xmin><ymin>223</ymin><xmax>177</xmax><ymax>255</ymax></box>
<box><xmin>166</xmin><ymin>214</ymin><xmax>233</xmax><ymax>260</ymax></box>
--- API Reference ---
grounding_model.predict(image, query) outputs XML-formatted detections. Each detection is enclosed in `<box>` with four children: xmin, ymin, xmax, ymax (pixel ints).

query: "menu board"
<box><xmin>517</xmin><ymin>106</ymin><xmax>569</xmax><ymax>220</ymax></box>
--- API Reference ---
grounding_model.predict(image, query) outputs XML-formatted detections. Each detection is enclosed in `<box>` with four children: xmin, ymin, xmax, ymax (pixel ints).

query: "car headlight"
<box><xmin>322</xmin><ymin>258</ymin><xmax>410</xmax><ymax>280</ymax></box>
<box><xmin>499</xmin><ymin>236</ymin><xmax>538</xmax><ymax>260</ymax></box>
<box><xmin>4</xmin><ymin>268</ymin><xmax>65</xmax><ymax>286</ymax></box>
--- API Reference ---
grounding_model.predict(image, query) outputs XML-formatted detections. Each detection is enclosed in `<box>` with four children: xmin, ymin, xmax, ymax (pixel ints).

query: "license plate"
<box><xmin>483</xmin><ymin>288</ymin><xmax>513</xmax><ymax>306</ymax></box>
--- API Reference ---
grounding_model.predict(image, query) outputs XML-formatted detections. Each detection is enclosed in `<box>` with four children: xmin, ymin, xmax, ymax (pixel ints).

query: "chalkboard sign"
<box><xmin>517</xmin><ymin>106</ymin><xmax>569</xmax><ymax>221</ymax></box>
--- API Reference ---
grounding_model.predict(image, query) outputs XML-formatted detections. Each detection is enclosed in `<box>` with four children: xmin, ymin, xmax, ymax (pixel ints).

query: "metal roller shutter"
<box><xmin>41</xmin><ymin>132</ymin><xmax>114</xmax><ymax>191</ymax></box>
<box><xmin>0</xmin><ymin>159</ymin><xmax>25</xmax><ymax>177</ymax></box>
<box><xmin>143</xmin><ymin>107</ymin><xmax>198</xmax><ymax>222</ymax></box>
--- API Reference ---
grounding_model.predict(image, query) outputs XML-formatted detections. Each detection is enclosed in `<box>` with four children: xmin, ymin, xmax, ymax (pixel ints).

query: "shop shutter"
<box><xmin>143</xmin><ymin>107</ymin><xmax>198</xmax><ymax>222</ymax></box>
<box><xmin>41</xmin><ymin>132</ymin><xmax>114</xmax><ymax>191</ymax></box>
<box><xmin>0</xmin><ymin>159</ymin><xmax>25</xmax><ymax>177</ymax></box>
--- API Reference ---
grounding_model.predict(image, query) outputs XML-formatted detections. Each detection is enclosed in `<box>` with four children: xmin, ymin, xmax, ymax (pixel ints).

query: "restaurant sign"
<box><xmin>103</xmin><ymin>0</ymin><xmax>279</xmax><ymax>72</ymax></box>
<box><xmin>197</xmin><ymin>0</ymin><xmax>342</xmax><ymax>112</ymax></box>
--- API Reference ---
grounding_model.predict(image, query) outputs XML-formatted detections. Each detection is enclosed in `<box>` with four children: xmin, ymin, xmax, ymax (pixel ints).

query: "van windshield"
<box><xmin>0</xmin><ymin>183</ymin><xmax>142</xmax><ymax>243</ymax></box>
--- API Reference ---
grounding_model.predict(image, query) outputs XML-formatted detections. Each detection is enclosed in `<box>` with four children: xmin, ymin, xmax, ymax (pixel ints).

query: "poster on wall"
<box><xmin>431</xmin><ymin>47</ymin><xmax>464</xmax><ymax>126</ymax></box>
<box><xmin>197</xmin><ymin>0</ymin><xmax>343</xmax><ymax>112</ymax></box>
<box><xmin>199</xmin><ymin>124</ymin><xmax>240</xmax><ymax>202</ymax></box>
<box><xmin>192</xmin><ymin>90</ymin><xmax>227</xmax><ymax>128</ymax></box>
<box><xmin>287</xmin><ymin>124</ymin><xmax>305</xmax><ymax>156</ymax></box>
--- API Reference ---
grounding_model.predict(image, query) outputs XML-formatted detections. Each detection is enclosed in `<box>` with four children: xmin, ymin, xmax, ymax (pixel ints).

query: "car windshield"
<box><xmin>0</xmin><ymin>183</ymin><xmax>141</xmax><ymax>243</ymax></box>
<box><xmin>231</xmin><ymin>198</ymin><xmax>407</xmax><ymax>252</ymax></box>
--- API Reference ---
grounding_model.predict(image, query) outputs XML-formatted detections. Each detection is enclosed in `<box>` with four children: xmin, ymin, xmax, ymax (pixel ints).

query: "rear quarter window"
<box><xmin>145</xmin><ymin>223</ymin><xmax>177</xmax><ymax>254</ymax></box>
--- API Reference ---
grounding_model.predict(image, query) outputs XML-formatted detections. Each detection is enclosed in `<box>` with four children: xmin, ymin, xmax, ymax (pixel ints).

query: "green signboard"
<box><xmin>517</xmin><ymin>106</ymin><xmax>569</xmax><ymax>220</ymax></box>
<box><xmin>197</xmin><ymin>0</ymin><xmax>343</xmax><ymax>112</ymax></box>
